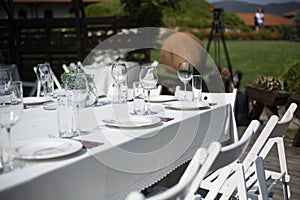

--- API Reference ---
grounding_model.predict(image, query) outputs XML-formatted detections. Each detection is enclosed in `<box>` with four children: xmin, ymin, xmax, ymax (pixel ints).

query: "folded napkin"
<box><xmin>73</xmin><ymin>139</ymin><xmax>104</xmax><ymax>149</ymax></box>
<box><xmin>159</xmin><ymin>117</ymin><xmax>174</xmax><ymax>122</ymax></box>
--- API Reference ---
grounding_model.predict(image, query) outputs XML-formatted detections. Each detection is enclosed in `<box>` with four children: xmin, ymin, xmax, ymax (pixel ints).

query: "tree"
<box><xmin>120</xmin><ymin>0</ymin><xmax>182</xmax><ymax>26</ymax></box>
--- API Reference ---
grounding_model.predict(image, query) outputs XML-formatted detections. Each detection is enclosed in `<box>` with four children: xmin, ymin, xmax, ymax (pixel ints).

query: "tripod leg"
<box><xmin>206</xmin><ymin>22</ymin><xmax>215</xmax><ymax>52</ymax></box>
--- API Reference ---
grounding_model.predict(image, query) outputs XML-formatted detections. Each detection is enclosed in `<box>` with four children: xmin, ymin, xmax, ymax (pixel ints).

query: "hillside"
<box><xmin>84</xmin><ymin>0</ymin><xmax>248</xmax><ymax>30</ymax></box>
<box><xmin>212</xmin><ymin>1</ymin><xmax>300</xmax><ymax>16</ymax></box>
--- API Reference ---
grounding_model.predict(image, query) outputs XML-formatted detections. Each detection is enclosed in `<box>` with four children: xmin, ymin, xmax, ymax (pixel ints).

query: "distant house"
<box><xmin>236</xmin><ymin>12</ymin><xmax>291</xmax><ymax>28</ymax></box>
<box><xmin>283</xmin><ymin>9</ymin><xmax>300</xmax><ymax>19</ymax></box>
<box><xmin>0</xmin><ymin>0</ymin><xmax>104</xmax><ymax>19</ymax></box>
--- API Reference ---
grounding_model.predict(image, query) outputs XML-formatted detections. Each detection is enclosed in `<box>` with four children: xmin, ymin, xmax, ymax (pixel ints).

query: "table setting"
<box><xmin>0</xmin><ymin>60</ymin><xmax>237</xmax><ymax>200</ymax></box>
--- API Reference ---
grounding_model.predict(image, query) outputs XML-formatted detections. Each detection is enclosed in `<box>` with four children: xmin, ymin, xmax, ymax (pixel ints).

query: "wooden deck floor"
<box><xmin>239</xmin><ymin>126</ymin><xmax>300</xmax><ymax>200</ymax></box>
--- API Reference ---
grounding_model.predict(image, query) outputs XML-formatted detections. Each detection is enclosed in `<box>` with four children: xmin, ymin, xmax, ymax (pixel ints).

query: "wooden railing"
<box><xmin>0</xmin><ymin>16</ymin><xmax>144</xmax><ymax>84</ymax></box>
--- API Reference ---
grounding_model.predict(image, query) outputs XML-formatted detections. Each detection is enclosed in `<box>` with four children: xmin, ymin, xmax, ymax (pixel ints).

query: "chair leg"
<box><xmin>255</xmin><ymin>157</ymin><xmax>269</xmax><ymax>200</ymax></box>
<box><xmin>276</xmin><ymin>138</ymin><xmax>290</xmax><ymax>200</ymax></box>
<box><xmin>258</xmin><ymin>138</ymin><xmax>291</xmax><ymax>199</ymax></box>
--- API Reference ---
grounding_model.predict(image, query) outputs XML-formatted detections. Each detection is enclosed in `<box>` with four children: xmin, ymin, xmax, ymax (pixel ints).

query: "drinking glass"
<box><xmin>111</xmin><ymin>63</ymin><xmax>127</xmax><ymax>103</ymax></box>
<box><xmin>0</xmin><ymin>82</ymin><xmax>23</xmax><ymax>172</ymax></box>
<box><xmin>177</xmin><ymin>62</ymin><xmax>193</xmax><ymax>101</ymax></box>
<box><xmin>139</xmin><ymin>64</ymin><xmax>158</xmax><ymax>115</ymax></box>
<box><xmin>192</xmin><ymin>75</ymin><xmax>203</xmax><ymax>102</ymax></box>
<box><xmin>64</xmin><ymin>72</ymin><xmax>88</xmax><ymax>136</ymax></box>
<box><xmin>133</xmin><ymin>81</ymin><xmax>145</xmax><ymax>115</ymax></box>
<box><xmin>35</xmin><ymin>63</ymin><xmax>54</xmax><ymax>100</ymax></box>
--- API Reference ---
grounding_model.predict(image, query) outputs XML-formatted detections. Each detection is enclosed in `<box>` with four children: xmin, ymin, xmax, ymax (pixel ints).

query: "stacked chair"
<box><xmin>199</xmin><ymin>103</ymin><xmax>297</xmax><ymax>200</ymax></box>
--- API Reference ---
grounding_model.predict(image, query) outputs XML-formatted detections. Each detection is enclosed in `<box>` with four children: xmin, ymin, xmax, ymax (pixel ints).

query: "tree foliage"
<box><xmin>120</xmin><ymin>0</ymin><xmax>182</xmax><ymax>26</ymax></box>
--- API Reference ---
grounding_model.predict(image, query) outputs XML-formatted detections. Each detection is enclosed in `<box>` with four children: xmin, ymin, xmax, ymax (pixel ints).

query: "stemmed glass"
<box><xmin>0</xmin><ymin>68</ymin><xmax>12</xmax><ymax>92</ymax></box>
<box><xmin>64</xmin><ymin>72</ymin><xmax>88</xmax><ymax>136</ymax></box>
<box><xmin>139</xmin><ymin>64</ymin><xmax>158</xmax><ymax>115</ymax></box>
<box><xmin>111</xmin><ymin>63</ymin><xmax>127</xmax><ymax>103</ymax></box>
<box><xmin>177</xmin><ymin>62</ymin><xmax>193</xmax><ymax>101</ymax></box>
<box><xmin>0</xmin><ymin>82</ymin><xmax>23</xmax><ymax>172</ymax></box>
<box><xmin>35</xmin><ymin>63</ymin><xmax>54</xmax><ymax>100</ymax></box>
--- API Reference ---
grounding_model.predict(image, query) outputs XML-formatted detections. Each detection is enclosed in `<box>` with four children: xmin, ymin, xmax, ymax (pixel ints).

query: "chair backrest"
<box><xmin>211</xmin><ymin>120</ymin><xmax>260</xmax><ymax>172</ymax></box>
<box><xmin>125</xmin><ymin>142</ymin><xmax>222</xmax><ymax>200</ymax></box>
<box><xmin>1</xmin><ymin>64</ymin><xmax>37</xmax><ymax>96</ymax></box>
<box><xmin>242</xmin><ymin>115</ymin><xmax>279</xmax><ymax>172</ymax></box>
<box><xmin>270</xmin><ymin>103</ymin><xmax>297</xmax><ymax>138</ymax></box>
<box><xmin>202</xmin><ymin>88</ymin><xmax>237</xmax><ymax>111</ymax></box>
<box><xmin>174</xmin><ymin>86</ymin><xmax>194</xmax><ymax>101</ymax></box>
<box><xmin>242</xmin><ymin>103</ymin><xmax>297</xmax><ymax>172</ymax></box>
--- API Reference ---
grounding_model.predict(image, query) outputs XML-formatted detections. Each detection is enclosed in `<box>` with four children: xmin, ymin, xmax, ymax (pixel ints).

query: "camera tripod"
<box><xmin>206</xmin><ymin>8</ymin><xmax>234</xmax><ymax>89</ymax></box>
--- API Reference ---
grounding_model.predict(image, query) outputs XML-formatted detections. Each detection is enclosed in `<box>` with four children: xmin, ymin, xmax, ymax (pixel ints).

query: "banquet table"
<box><xmin>0</xmin><ymin>100</ymin><xmax>236</xmax><ymax>200</ymax></box>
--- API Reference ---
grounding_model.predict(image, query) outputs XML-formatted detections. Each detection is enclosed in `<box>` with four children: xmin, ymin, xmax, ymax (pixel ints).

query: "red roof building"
<box><xmin>236</xmin><ymin>12</ymin><xmax>291</xmax><ymax>27</ymax></box>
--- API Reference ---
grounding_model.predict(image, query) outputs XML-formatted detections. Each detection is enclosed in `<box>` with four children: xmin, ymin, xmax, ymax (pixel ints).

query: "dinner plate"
<box><xmin>148</xmin><ymin>95</ymin><xmax>178</xmax><ymax>103</ymax></box>
<box><xmin>164</xmin><ymin>101</ymin><xmax>210</xmax><ymax>110</ymax></box>
<box><xmin>23</xmin><ymin>97</ymin><xmax>49</xmax><ymax>105</ymax></box>
<box><xmin>102</xmin><ymin>116</ymin><xmax>161</xmax><ymax>128</ymax></box>
<box><xmin>13</xmin><ymin>138</ymin><xmax>83</xmax><ymax>160</ymax></box>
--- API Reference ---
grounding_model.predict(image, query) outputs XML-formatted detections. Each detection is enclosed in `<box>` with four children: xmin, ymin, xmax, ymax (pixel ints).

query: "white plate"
<box><xmin>148</xmin><ymin>95</ymin><xmax>178</xmax><ymax>103</ymax></box>
<box><xmin>23</xmin><ymin>97</ymin><xmax>49</xmax><ymax>105</ymax></box>
<box><xmin>164</xmin><ymin>101</ymin><xmax>210</xmax><ymax>110</ymax></box>
<box><xmin>102</xmin><ymin>116</ymin><xmax>161</xmax><ymax>128</ymax></box>
<box><xmin>13</xmin><ymin>138</ymin><xmax>83</xmax><ymax>160</ymax></box>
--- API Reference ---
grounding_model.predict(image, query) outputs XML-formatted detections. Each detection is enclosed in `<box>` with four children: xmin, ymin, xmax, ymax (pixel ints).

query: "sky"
<box><xmin>206</xmin><ymin>0</ymin><xmax>300</xmax><ymax>5</ymax></box>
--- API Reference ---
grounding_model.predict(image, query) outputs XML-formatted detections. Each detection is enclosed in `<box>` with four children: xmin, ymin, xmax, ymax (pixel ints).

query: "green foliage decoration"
<box><xmin>61</xmin><ymin>67</ymin><xmax>97</xmax><ymax>96</ymax></box>
<box><xmin>282</xmin><ymin>59</ymin><xmax>300</xmax><ymax>96</ymax></box>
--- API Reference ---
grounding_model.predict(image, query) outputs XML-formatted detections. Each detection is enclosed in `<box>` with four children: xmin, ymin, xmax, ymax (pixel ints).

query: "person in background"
<box><xmin>255</xmin><ymin>8</ymin><xmax>264</xmax><ymax>32</ymax></box>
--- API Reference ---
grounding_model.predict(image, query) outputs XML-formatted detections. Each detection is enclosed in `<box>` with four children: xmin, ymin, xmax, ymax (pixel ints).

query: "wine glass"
<box><xmin>139</xmin><ymin>64</ymin><xmax>158</xmax><ymax>115</ymax></box>
<box><xmin>64</xmin><ymin>72</ymin><xmax>88</xmax><ymax>136</ymax></box>
<box><xmin>35</xmin><ymin>63</ymin><xmax>54</xmax><ymax>100</ymax></box>
<box><xmin>0</xmin><ymin>68</ymin><xmax>12</xmax><ymax>92</ymax></box>
<box><xmin>111</xmin><ymin>63</ymin><xmax>127</xmax><ymax>103</ymax></box>
<box><xmin>177</xmin><ymin>62</ymin><xmax>193</xmax><ymax>101</ymax></box>
<box><xmin>0</xmin><ymin>82</ymin><xmax>23</xmax><ymax>172</ymax></box>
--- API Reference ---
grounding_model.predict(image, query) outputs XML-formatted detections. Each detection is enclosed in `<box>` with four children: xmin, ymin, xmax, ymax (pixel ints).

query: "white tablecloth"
<box><xmin>0</xmin><ymin>102</ymin><xmax>235</xmax><ymax>200</ymax></box>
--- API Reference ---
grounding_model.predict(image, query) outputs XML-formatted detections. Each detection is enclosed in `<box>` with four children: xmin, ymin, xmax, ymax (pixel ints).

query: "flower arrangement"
<box><xmin>60</xmin><ymin>63</ymin><xmax>98</xmax><ymax>103</ymax></box>
<box><xmin>252</xmin><ymin>75</ymin><xmax>284</xmax><ymax>91</ymax></box>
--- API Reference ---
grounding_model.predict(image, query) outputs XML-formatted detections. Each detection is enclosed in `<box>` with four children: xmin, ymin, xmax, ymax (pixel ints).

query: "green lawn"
<box><xmin>151</xmin><ymin>40</ymin><xmax>300</xmax><ymax>92</ymax></box>
<box><xmin>202</xmin><ymin>40</ymin><xmax>300</xmax><ymax>91</ymax></box>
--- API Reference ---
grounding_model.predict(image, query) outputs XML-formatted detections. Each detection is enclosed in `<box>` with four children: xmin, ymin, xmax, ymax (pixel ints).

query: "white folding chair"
<box><xmin>62</xmin><ymin>61</ymin><xmax>83</xmax><ymax>73</ymax></box>
<box><xmin>174</xmin><ymin>86</ymin><xmax>194</xmax><ymax>101</ymax></box>
<box><xmin>202</xmin><ymin>89</ymin><xmax>239</xmax><ymax>143</ymax></box>
<box><xmin>191</xmin><ymin>120</ymin><xmax>260</xmax><ymax>200</ymax></box>
<box><xmin>202</xmin><ymin>88</ymin><xmax>237</xmax><ymax>111</ymax></box>
<box><xmin>125</xmin><ymin>142</ymin><xmax>222</xmax><ymax>200</ymax></box>
<box><xmin>33</xmin><ymin>65</ymin><xmax>62</xmax><ymax>97</ymax></box>
<box><xmin>246</xmin><ymin>103</ymin><xmax>297</xmax><ymax>200</ymax></box>
<box><xmin>0</xmin><ymin>64</ymin><xmax>37</xmax><ymax>96</ymax></box>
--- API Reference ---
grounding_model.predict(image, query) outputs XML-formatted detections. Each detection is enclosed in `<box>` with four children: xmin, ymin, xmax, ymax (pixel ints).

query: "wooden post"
<box><xmin>72</xmin><ymin>0</ymin><xmax>86</xmax><ymax>61</ymax></box>
<box><xmin>1</xmin><ymin>0</ymin><xmax>15</xmax><ymax>64</ymax></box>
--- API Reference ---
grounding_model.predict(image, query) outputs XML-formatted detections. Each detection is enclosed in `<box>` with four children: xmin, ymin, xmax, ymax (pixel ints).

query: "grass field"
<box><xmin>202</xmin><ymin>40</ymin><xmax>300</xmax><ymax>91</ymax></box>
<box><xmin>152</xmin><ymin>40</ymin><xmax>300</xmax><ymax>92</ymax></box>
